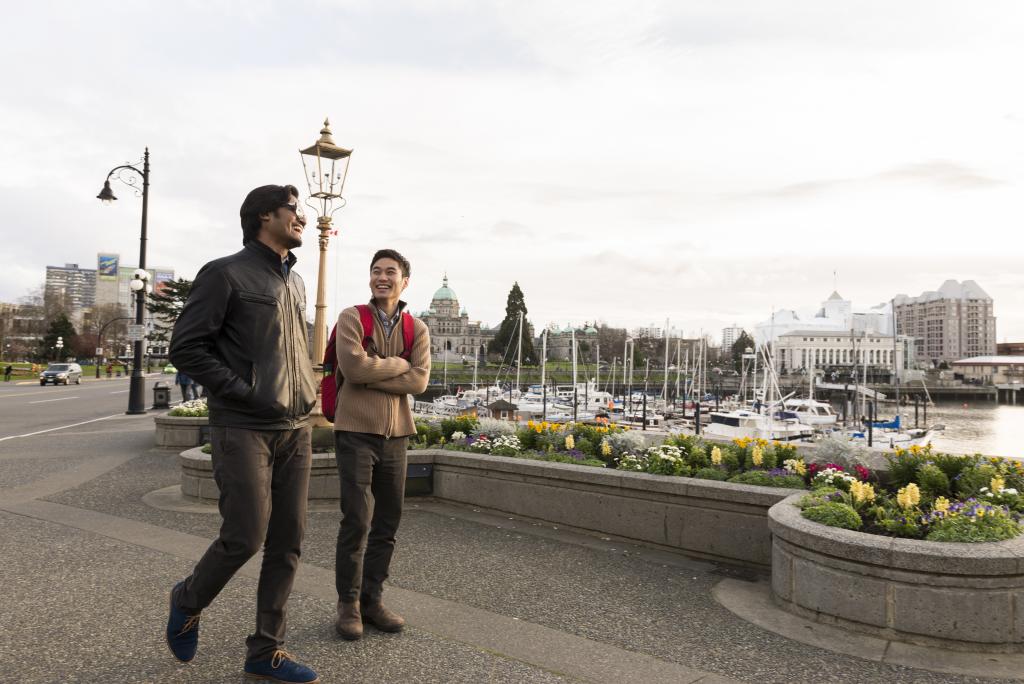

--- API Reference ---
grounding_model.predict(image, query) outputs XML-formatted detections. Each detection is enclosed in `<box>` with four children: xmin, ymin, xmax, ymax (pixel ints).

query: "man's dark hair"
<box><xmin>239</xmin><ymin>184</ymin><xmax>299</xmax><ymax>245</ymax></box>
<box><xmin>370</xmin><ymin>249</ymin><xmax>410</xmax><ymax>277</ymax></box>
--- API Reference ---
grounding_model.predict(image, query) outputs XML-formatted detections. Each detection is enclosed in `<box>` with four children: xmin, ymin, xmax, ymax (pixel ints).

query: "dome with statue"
<box><xmin>432</xmin><ymin>275</ymin><xmax>457</xmax><ymax>302</ymax></box>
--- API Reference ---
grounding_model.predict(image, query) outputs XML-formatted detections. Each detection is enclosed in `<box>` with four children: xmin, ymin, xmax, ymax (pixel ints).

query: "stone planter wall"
<box><xmin>769</xmin><ymin>493</ymin><xmax>1024</xmax><ymax>653</ymax></box>
<box><xmin>428</xmin><ymin>450</ymin><xmax>797</xmax><ymax>567</ymax></box>
<box><xmin>178</xmin><ymin>447</ymin><xmax>796</xmax><ymax>567</ymax></box>
<box><xmin>155</xmin><ymin>416</ymin><xmax>210</xmax><ymax>447</ymax></box>
<box><xmin>179</xmin><ymin>447</ymin><xmax>435</xmax><ymax>502</ymax></box>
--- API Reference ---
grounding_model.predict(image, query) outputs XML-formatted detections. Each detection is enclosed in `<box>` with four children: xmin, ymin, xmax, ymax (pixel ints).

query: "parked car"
<box><xmin>163</xmin><ymin>363</ymin><xmax>177</xmax><ymax>374</ymax></box>
<box><xmin>39</xmin><ymin>363</ymin><xmax>83</xmax><ymax>385</ymax></box>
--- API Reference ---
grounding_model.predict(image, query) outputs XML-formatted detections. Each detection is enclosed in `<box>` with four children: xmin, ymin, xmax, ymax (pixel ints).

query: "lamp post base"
<box><xmin>126</xmin><ymin>374</ymin><xmax>147</xmax><ymax>415</ymax></box>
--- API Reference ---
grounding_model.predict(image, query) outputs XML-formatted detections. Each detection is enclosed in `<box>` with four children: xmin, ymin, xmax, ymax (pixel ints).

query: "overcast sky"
<box><xmin>3</xmin><ymin>1</ymin><xmax>1023</xmax><ymax>342</ymax></box>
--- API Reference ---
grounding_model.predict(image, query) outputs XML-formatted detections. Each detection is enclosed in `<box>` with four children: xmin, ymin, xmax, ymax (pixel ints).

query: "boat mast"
<box><xmin>516</xmin><ymin>311</ymin><xmax>523</xmax><ymax>395</ymax></box>
<box><xmin>675</xmin><ymin>339</ymin><xmax>682</xmax><ymax>404</ymax></box>
<box><xmin>596</xmin><ymin>342</ymin><xmax>600</xmax><ymax>396</ymax></box>
<box><xmin>663</xmin><ymin>318</ymin><xmax>670</xmax><ymax>402</ymax></box>
<box><xmin>892</xmin><ymin>298</ymin><xmax>900</xmax><ymax>423</ymax></box>
<box><xmin>571</xmin><ymin>328</ymin><xmax>577</xmax><ymax>389</ymax></box>
<box><xmin>540</xmin><ymin>329</ymin><xmax>547</xmax><ymax>389</ymax></box>
<box><xmin>473</xmin><ymin>346</ymin><xmax>478</xmax><ymax>390</ymax></box>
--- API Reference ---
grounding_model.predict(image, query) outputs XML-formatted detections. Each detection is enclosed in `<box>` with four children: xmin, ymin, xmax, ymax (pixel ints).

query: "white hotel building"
<box><xmin>754</xmin><ymin>292</ymin><xmax>914</xmax><ymax>375</ymax></box>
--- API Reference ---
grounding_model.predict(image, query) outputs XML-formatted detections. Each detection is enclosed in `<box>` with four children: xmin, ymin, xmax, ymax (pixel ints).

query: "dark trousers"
<box><xmin>174</xmin><ymin>425</ymin><xmax>312</xmax><ymax>660</ymax></box>
<box><xmin>334</xmin><ymin>431</ymin><xmax>408</xmax><ymax>604</ymax></box>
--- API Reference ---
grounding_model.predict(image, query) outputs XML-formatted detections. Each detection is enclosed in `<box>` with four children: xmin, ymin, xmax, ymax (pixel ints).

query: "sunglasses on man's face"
<box><xmin>280</xmin><ymin>203</ymin><xmax>306</xmax><ymax>220</ymax></box>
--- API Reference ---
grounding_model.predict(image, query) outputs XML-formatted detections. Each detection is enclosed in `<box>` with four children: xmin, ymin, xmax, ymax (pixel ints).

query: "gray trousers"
<box><xmin>174</xmin><ymin>425</ymin><xmax>312</xmax><ymax>660</ymax></box>
<box><xmin>334</xmin><ymin>431</ymin><xmax>408</xmax><ymax>603</ymax></box>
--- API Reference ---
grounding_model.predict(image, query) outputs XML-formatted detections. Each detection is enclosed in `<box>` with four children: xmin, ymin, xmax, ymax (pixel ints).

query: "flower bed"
<box><xmin>796</xmin><ymin>446</ymin><xmax>1024</xmax><ymax>543</ymax></box>
<box><xmin>168</xmin><ymin>399</ymin><xmax>209</xmax><ymax>417</ymax></box>
<box><xmin>413</xmin><ymin>417</ymin><xmax>813</xmax><ymax>487</ymax></box>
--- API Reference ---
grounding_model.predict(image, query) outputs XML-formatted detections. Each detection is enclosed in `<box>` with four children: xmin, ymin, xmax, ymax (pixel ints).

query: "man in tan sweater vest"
<box><xmin>333</xmin><ymin>249</ymin><xmax>431</xmax><ymax>640</ymax></box>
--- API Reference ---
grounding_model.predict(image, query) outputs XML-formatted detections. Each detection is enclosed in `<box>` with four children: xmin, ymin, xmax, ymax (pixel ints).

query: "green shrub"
<box><xmin>955</xmin><ymin>464</ymin><xmax>999</xmax><ymax>498</ymax></box>
<box><xmin>685</xmin><ymin>444</ymin><xmax>710</xmax><ymax>469</ymax></box>
<box><xmin>802</xmin><ymin>502</ymin><xmax>862</xmax><ymax>530</ymax></box>
<box><xmin>797</xmin><ymin>486</ymin><xmax>842</xmax><ymax>509</ymax></box>
<box><xmin>693</xmin><ymin>467</ymin><xmax>728</xmax><ymax>481</ymax></box>
<box><xmin>932</xmin><ymin>453</ymin><xmax>979</xmax><ymax>485</ymax></box>
<box><xmin>885</xmin><ymin>451</ymin><xmax>928</xmax><ymax>489</ymax></box>
<box><xmin>440</xmin><ymin>416</ymin><xmax>478</xmax><ymax>440</ymax></box>
<box><xmin>575</xmin><ymin>437</ymin><xmax>596</xmax><ymax>457</ymax></box>
<box><xmin>415</xmin><ymin>419</ymin><xmax>443</xmax><ymax>447</ymax></box>
<box><xmin>926</xmin><ymin>514</ymin><xmax>1022</xmax><ymax>543</ymax></box>
<box><xmin>719</xmin><ymin>449</ymin><xmax>741</xmax><ymax>474</ymax></box>
<box><xmin>201</xmin><ymin>442</ymin><xmax>212</xmax><ymax>454</ymax></box>
<box><xmin>916</xmin><ymin>464</ymin><xmax>950</xmax><ymax>497</ymax></box>
<box><xmin>877</xmin><ymin>513</ymin><xmax>922</xmax><ymax>539</ymax></box>
<box><xmin>727</xmin><ymin>471</ymin><xmax>805</xmax><ymax>489</ymax></box>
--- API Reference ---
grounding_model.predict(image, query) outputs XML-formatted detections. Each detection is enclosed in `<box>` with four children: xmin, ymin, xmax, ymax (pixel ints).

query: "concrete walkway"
<box><xmin>1</xmin><ymin>417</ymin><xmax>1020</xmax><ymax>683</ymax></box>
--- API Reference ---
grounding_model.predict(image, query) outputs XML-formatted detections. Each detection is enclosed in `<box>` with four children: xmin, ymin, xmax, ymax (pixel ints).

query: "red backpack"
<box><xmin>321</xmin><ymin>304</ymin><xmax>415</xmax><ymax>422</ymax></box>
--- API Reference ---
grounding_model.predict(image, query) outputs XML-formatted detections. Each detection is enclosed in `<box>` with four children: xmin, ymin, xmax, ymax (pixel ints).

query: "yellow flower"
<box><xmin>752</xmin><ymin>445</ymin><xmax>764</xmax><ymax>466</ymax></box>
<box><xmin>565</xmin><ymin>435</ymin><xmax>575</xmax><ymax>450</ymax></box>
<box><xmin>850</xmin><ymin>481</ymin><xmax>875</xmax><ymax>504</ymax></box>
<box><xmin>711</xmin><ymin>446</ymin><xmax>722</xmax><ymax>466</ymax></box>
<box><xmin>600</xmin><ymin>439</ymin><xmax>612</xmax><ymax>457</ymax></box>
<box><xmin>791</xmin><ymin>459</ymin><xmax>807</xmax><ymax>476</ymax></box>
<box><xmin>896</xmin><ymin>483</ymin><xmax>921</xmax><ymax>510</ymax></box>
<box><xmin>991</xmin><ymin>476</ymin><xmax>1006</xmax><ymax>493</ymax></box>
<box><xmin>934</xmin><ymin>496</ymin><xmax>950</xmax><ymax>513</ymax></box>
<box><xmin>909</xmin><ymin>445</ymin><xmax>921</xmax><ymax>455</ymax></box>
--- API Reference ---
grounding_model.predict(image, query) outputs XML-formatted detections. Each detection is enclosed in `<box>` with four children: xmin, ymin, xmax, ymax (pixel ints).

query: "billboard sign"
<box><xmin>153</xmin><ymin>269</ymin><xmax>175</xmax><ymax>295</ymax></box>
<box><xmin>97</xmin><ymin>253</ymin><xmax>119</xmax><ymax>280</ymax></box>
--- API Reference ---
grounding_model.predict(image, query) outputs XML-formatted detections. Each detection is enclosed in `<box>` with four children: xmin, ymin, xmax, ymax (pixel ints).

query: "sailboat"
<box><xmin>703</xmin><ymin>342</ymin><xmax>813</xmax><ymax>441</ymax></box>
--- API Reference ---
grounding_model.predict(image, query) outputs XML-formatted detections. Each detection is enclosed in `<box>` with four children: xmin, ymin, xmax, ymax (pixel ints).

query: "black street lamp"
<box><xmin>96</xmin><ymin>148</ymin><xmax>151</xmax><ymax>415</ymax></box>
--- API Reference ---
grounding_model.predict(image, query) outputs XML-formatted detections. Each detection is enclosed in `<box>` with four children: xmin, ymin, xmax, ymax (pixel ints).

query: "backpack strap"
<box><xmin>400</xmin><ymin>312</ymin><xmax>415</xmax><ymax>360</ymax></box>
<box><xmin>355</xmin><ymin>304</ymin><xmax>375</xmax><ymax>351</ymax></box>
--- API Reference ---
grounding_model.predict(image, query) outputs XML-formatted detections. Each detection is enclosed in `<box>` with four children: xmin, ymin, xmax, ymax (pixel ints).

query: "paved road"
<box><xmin>0</xmin><ymin>373</ymin><xmax>171</xmax><ymax>441</ymax></box>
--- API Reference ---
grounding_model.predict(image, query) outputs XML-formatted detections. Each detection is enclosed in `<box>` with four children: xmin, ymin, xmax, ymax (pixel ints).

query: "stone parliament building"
<box><xmin>417</xmin><ymin>275</ymin><xmax>496</xmax><ymax>361</ymax></box>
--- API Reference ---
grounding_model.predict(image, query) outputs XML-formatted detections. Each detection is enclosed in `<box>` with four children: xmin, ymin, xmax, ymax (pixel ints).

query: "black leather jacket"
<box><xmin>169</xmin><ymin>240</ymin><xmax>317</xmax><ymax>430</ymax></box>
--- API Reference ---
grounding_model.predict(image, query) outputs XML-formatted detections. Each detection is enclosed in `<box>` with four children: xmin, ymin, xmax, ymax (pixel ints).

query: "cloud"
<box><xmin>734</xmin><ymin>159</ymin><xmax>1003</xmax><ymax>202</ymax></box>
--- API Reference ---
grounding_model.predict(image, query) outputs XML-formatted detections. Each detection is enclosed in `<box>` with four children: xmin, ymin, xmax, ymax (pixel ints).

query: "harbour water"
<box><xmin>891</xmin><ymin>401</ymin><xmax>1024</xmax><ymax>459</ymax></box>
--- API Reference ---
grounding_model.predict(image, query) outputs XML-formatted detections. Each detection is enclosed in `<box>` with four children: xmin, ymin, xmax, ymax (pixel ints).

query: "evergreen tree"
<box><xmin>38</xmin><ymin>313</ymin><xmax>76</xmax><ymax>362</ymax></box>
<box><xmin>487</xmin><ymin>282</ymin><xmax>536</xmax><ymax>364</ymax></box>
<box><xmin>731</xmin><ymin>331</ymin><xmax>755</xmax><ymax>372</ymax></box>
<box><xmin>146</xmin><ymin>278</ymin><xmax>193</xmax><ymax>345</ymax></box>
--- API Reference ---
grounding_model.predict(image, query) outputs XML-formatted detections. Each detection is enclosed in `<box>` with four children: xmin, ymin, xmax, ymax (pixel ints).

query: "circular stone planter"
<box><xmin>179</xmin><ymin>447</ymin><xmax>341</xmax><ymax>502</ymax></box>
<box><xmin>768</xmin><ymin>492</ymin><xmax>1024</xmax><ymax>653</ymax></box>
<box><xmin>154</xmin><ymin>415</ymin><xmax>210</xmax><ymax>447</ymax></box>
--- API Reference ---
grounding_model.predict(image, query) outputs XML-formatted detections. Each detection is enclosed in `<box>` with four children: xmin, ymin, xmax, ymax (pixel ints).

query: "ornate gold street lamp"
<box><xmin>299</xmin><ymin>119</ymin><xmax>352</xmax><ymax>365</ymax></box>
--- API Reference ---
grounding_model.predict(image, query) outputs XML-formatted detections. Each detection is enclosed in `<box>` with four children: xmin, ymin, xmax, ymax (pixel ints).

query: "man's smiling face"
<box><xmin>369</xmin><ymin>257</ymin><xmax>408</xmax><ymax>305</ymax></box>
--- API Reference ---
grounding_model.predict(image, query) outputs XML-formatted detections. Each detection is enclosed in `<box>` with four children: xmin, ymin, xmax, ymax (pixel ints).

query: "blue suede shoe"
<box><xmin>244</xmin><ymin>650</ymin><xmax>319</xmax><ymax>683</ymax></box>
<box><xmin>165</xmin><ymin>581</ymin><xmax>200</xmax><ymax>663</ymax></box>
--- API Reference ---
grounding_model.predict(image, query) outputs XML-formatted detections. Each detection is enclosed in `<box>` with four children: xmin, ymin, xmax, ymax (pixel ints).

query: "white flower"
<box><xmin>451</xmin><ymin>431</ymin><xmax>466</xmax><ymax>441</ymax></box>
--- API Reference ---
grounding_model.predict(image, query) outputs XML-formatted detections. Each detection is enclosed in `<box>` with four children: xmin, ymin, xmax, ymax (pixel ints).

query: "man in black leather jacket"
<box><xmin>164</xmin><ymin>184</ymin><xmax>320</xmax><ymax>684</ymax></box>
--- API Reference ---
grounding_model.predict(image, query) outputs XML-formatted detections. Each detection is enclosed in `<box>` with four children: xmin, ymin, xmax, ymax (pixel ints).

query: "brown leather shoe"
<box><xmin>361</xmin><ymin>601</ymin><xmax>405</xmax><ymax>632</ymax></box>
<box><xmin>335</xmin><ymin>600</ymin><xmax>363</xmax><ymax>640</ymax></box>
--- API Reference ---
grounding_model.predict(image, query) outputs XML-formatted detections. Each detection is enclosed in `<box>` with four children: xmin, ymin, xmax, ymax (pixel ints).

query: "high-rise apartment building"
<box><xmin>93</xmin><ymin>253</ymin><xmax>174</xmax><ymax>315</ymax></box>
<box><xmin>893</xmin><ymin>280</ymin><xmax>996</xmax><ymax>365</ymax></box>
<box><xmin>45</xmin><ymin>263</ymin><xmax>96</xmax><ymax>326</ymax></box>
<box><xmin>722</xmin><ymin>325</ymin><xmax>745</xmax><ymax>350</ymax></box>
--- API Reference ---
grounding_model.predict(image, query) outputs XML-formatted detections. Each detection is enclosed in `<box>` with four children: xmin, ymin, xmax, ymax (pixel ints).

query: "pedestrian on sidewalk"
<box><xmin>3</xmin><ymin>365</ymin><xmax>11</xmax><ymax>382</ymax></box>
<box><xmin>174</xmin><ymin>370</ymin><xmax>198</xmax><ymax>401</ymax></box>
<box><xmin>165</xmin><ymin>184</ymin><xmax>320</xmax><ymax>684</ymax></box>
<box><xmin>332</xmin><ymin>249</ymin><xmax>431</xmax><ymax>641</ymax></box>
